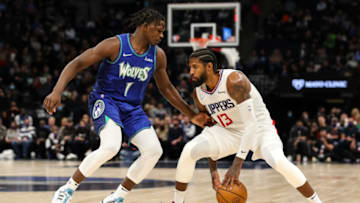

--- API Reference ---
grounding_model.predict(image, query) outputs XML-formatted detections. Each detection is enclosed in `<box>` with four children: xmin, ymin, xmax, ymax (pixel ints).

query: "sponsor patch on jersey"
<box><xmin>92</xmin><ymin>100</ymin><xmax>105</xmax><ymax>119</ymax></box>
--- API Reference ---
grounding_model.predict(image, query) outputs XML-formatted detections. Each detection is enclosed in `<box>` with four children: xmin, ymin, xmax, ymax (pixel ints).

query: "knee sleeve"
<box><xmin>264</xmin><ymin>148</ymin><xmax>307</xmax><ymax>188</ymax></box>
<box><xmin>126</xmin><ymin>127</ymin><xmax>162</xmax><ymax>184</ymax></box>
<box><xmin>175</xmin><ymin>136</ymin><xmax>217</xmax><ymax>183</ymax></box>
<box><xmin>79</xmin><ymin>119</ymin><xmax>121</xmax><ymax>177</ymax></box>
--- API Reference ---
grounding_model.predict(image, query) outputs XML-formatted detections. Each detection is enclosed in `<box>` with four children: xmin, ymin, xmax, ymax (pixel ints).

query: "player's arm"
<box><xmin>192</xmin><ymin>90</ymin><xmax>207</xmax><ymax>113</ymax></box>
<box><xmin>222</xmin><ymin>71</ymin><xmax>257</xmax><ymax>187</ymax></box>
<box><xmin>43</xmin><ymin>37</ymin><xmax>120</xmax><ymax>114</ymax></box>
<box><xmin>208</xmin><ymin>158</ymin><xmax>221</xmax><ymax>191</ymax></box>
<box><xmin>153</xmin><ymin>47</ymin><xmax>210</xmax><ymax>127</ymax></box>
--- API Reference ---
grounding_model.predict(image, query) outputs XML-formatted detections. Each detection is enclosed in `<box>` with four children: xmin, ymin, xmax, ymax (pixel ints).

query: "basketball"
<box><xmin>216</xmin><ymin>182</ymin><xmax>247</xmax><ymax>203</ymax></box>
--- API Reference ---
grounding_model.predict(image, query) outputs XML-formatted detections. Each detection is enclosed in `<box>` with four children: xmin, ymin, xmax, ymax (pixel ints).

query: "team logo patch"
<box><xmin>92</xmin><ymin>100</ymin><xmax>105</xmax><ymax>119</ymax></box>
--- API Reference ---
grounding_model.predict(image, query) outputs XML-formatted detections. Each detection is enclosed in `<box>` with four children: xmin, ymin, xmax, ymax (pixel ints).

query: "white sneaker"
<box><xmin>56</xmin><ymin>153</ymin><xmax>65</xmax><ymax>160</ymax></box>
<box><xmin>52</xmin><ymin>185</ymin><xmax>74</xmax><ymax>203</ymax></box>
<box><xmin>101</xmin><ymin>193</ymin><xmax>124</xmax><ymax>203</ymax></box>
<box><xmin>66</xmin><ymin>153</ymin><xmax>78</xmax><ymax>160</ymax></box>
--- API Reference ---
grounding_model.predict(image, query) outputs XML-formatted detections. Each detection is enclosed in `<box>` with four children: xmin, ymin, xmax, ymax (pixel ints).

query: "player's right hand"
<box><xmin>191</xmin><ymin>112</ymin><xmax>215</xmax><ymax>128</ymax></box>
<box><xmin>211</xmin><ymin>171</ymin><xmax>221</xmax><ymax>191</ymax></box>
<box><xmin>43</xmin><ymin>91</ymin><xmax>62</xmax><ymax>115</ymax></box>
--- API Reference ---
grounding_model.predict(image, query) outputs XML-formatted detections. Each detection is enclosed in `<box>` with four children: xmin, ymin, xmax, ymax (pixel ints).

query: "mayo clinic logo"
<box><xmin>291</xmin><ymin>79</ymin><xmax>348</xmax><ymax>91</ymax></box>
<box><xmin>292</xmin><ymin>79</ymin><xmax>305</xmax><ymax>90</ymax></box>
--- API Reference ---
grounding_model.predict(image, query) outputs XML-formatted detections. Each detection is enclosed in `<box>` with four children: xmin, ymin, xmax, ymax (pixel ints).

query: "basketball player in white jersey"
<box><xmin>172</xmin><ymin>49</ymin><xmax>322</xmax><ymax>203</ymax></box>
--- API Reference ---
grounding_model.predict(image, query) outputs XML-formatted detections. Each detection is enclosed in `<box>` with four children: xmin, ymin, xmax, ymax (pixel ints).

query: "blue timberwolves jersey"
<box><xmin>93</xmin><ymin>33</ymin><xmax>157</xmax><ymax>105</ymax></box>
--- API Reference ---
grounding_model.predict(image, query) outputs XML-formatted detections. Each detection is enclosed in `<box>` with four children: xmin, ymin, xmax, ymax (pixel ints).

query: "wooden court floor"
<box><xmin>0</xmin><ymin>160</ymin><xmax>359</xmax><ymax>203</ymax></box>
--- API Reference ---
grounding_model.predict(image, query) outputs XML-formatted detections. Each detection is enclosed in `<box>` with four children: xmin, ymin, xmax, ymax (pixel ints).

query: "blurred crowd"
<box><xmin>0</xmin><ymin>0</ymin><xmax>197</xmax><ymax>161</ymax></box>
<box><xmin>287</xmin><ymin>107</ymin><xmax>360</xmax><ymax>163</ymax></box>
<box><xmin>243</xmin><ymin>0</ymin><xmax>360</xmax><ymax>77</ymax></box>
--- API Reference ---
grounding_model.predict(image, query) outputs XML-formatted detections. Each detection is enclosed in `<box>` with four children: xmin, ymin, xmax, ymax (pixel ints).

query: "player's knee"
<box><xmin>264</xmin><ymin>148</ymin><xmax>286</xmax><ymax>171</ymax></box>
<box><xmin>99</xmin><ymin>143</ymin><xmax>121</xmax><ymax>158</ymax></box>
<box><xmin>181</xmin><ymin>142</ymin><xmax>194</xmax><ymax>159</ymax></box>
<box><xmin>142</xmin><ymin>141</ymin><xmax>163</xmax><ymax>160</ymax></box>
<box><xmin>148</xmin><ymin>144</ymin><xmax>163</xmax><ymax>159</ymax></box>
<box><xmin>182</xmin><ymin>141</ymin><xmax>207</xmax><ymax>161</ymax></box>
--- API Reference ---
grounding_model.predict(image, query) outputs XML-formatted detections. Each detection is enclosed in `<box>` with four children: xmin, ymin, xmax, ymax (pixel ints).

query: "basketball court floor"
<box><xmin>1</xmin><ymin>160</ymin><xmax>359</xmax><ymax>203</ymax></box>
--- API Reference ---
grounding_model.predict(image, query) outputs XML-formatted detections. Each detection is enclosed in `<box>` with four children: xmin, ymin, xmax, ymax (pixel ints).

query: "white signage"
<box><xmin>291</xmin><ymin>79</ymin><xmax>348</xmax><ymax>91</ymax></box>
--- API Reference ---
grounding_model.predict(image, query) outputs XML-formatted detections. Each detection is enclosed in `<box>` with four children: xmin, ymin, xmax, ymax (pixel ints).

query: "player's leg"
<box><xmin>260</xmin><ymin>127</ymin><xmax>322</xmax><ymax>203</ymax></box>
<box><xmin>173</xmin><ymin>126</ymin><xmax>240</xmax><ymax>203</ymax></box>
<box><xmin>52</xmin><ymin>118</ymin><xmax>122</xmax><ymax>203</ymax></box>
<box><xmin>102</xmin><ymin>127</ymin><xmax>162</xmax><ymax>202</ymax></box>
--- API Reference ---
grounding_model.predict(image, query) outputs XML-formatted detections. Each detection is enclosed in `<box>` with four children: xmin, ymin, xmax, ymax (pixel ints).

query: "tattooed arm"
<box><xmin>222</xmin><ymin>71</ymin><xmax>258</xmax><ymax>187</ymax></box>
<box><xmin>226</xmin><ymin>71</ymin><xmax>251</xmax><ymax>104</ymax></box>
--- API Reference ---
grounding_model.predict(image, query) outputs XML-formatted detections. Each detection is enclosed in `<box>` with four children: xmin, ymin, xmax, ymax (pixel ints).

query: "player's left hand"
<box><xmin>191</xmin><ymin>112</ymin><xmax>215</xmax><ymax>128</ymax></box>
<box><xmin>222</xmin><ymin>164</ymin><xmax>241</xmax><ymax>189</ymax></box>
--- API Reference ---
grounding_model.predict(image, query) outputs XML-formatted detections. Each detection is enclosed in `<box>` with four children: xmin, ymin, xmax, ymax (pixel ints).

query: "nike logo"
<box><xmin>123</xmin><ymin>53</ymin><xmax>132</xmax><ymax>57</ymax></box>
<box><xmin>241</xmin><ymin>150</ymin><xmax>247</xmax><ymax>153</ymax></box>
<box><xmin>144</xmin><ymin>57</ymin><xmax>153</xmax><ymax>62</ymax></box>
<box><xmin>218</xmin><ymin>91</ymin><xmax>226</xmax><ymax>94</ymax></box>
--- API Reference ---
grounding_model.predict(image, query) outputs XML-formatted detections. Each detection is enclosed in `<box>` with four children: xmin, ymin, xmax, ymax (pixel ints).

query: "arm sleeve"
<box><xmin>235</xmin><ymin>98</ymin><xmax>259</xmax><ymax>160</ymax></box>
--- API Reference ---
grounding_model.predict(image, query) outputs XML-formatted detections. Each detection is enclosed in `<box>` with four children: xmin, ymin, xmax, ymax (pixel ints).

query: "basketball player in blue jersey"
<box><xmin>172</xmin><ymin>49</ymin><xmax>322</xmax><ymax>203</ymax></box>
<box><xmin>43</xmin><ymin>9</ymin><xmax>211</xmax><ymax>203</ymax></box>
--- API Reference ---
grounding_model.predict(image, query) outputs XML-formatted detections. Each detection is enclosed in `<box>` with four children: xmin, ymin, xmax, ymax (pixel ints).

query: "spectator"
<box><xmin>15</xmin><ymin>117</ymin><xmax>35</xmax><ymax>159</ymax></box>
<box><xmin>46</xmin><ymin>116</ymin><xmax>57</xmax><ymax>131</ymax></box>
<box><xmin>35</xmin><ymin>119</ymin><xmax>50</xmax><ymax>159</ymax></box>
<box><xmin>7</xmin><ymin>121</ymin><xmax>21</xmax><ymax>159</ymax></box>
<box><xmin>288</xmin><ymin>120</ymin><xmax>310</xmax><ymax>162</ymax></box>
<box><xmin>45</xmin><ymin>126</ymin><xmax>65</xmax><ymax>160</ymax></box>
<box><xmin>150</xmin><ymin>103</ymin><xmax>168</xmax><ymax>119</ymax></box>
<box><xmin>71</xmin><ymin>120</ymin><xmax>90</xmax><ymax>160</ymax></box>
<box><xmin>0</xmin><ymin>118</ymin><xmax>9</xmax><ymax>153</ymax></box>
<box><xmin>182</xmin><ymin>116</ymin><xmax>196</xmax><ymax>143</ymax></box>
<box><xmin>58</xmin><ymin>117</ymin><xmax>76</xmax><ymax>159</ymax></box>
<box><xmin>119</xmin><ymin>141</ymin><xmax>140</xmax><ymax>162</ymax></box>
<box><xmin>166</xmin><ymin>118</ymin><xmax>184</xmax><ymax>160</ymax></box>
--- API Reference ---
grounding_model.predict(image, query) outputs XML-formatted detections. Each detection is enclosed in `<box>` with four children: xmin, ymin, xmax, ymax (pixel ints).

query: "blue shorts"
<box><xmin>88</xmin><ymin>92</ymin><xmax>151</xmax><ymax>138</ymax></box>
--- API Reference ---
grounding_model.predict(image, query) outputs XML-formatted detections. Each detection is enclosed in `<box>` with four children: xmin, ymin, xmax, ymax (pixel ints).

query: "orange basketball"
<box><xmin>216</xmin><ymin>182</ymin><xmax>247</xmax><ymax>203</ymax></box>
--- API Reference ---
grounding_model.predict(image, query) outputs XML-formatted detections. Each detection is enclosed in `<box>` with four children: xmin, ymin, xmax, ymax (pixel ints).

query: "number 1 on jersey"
<box><xmin>124</xmin><ymin>82</ymin><xmax>134</xmax><ymax>97</ymax></box>
<box><xmin>217</xmin><ymin>113</ymin><xmax>233</xmax><ymax>127</ymax></box>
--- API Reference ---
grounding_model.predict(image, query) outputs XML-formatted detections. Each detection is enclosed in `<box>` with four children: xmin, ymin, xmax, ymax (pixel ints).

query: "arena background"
<box><xmin>1</xmin><ymin>0</ymin><xmax>360</xmax><ymax>202</ymax></box>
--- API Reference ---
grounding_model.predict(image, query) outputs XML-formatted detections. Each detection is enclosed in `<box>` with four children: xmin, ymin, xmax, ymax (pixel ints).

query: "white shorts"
<box><xmin>199</xmin><ymin>124</ymin><xmax>283</xmax><ymax>161</ymax></box>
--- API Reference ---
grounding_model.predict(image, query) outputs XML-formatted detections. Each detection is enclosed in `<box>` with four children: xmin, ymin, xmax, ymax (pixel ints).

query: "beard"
<box><xmin>192</xmin><ymin>73</ymin><xmax>207</xmax><ymax>87</ymax></box>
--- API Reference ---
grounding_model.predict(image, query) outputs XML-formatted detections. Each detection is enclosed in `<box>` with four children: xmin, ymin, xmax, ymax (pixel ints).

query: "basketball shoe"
<box><xmin>51</xmin><ymin>185</ymin><xmax>74</xmax><ymax>203</ymax></box>
<box><xmin>101</xmin><ymin>193</ymin><xmax>124</xmax><ymax>203</ymax></box>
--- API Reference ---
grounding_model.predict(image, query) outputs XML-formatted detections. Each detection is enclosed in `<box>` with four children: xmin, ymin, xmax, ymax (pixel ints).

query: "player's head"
<box><xmin>130</xmin><ymin>8</ymin><xmax>165</xmax><ymax>46</ymax></box>
<box><xmin>188</xmin><ymin>48</ymin><xmax>218</xmax><ymax>87</ymax></box>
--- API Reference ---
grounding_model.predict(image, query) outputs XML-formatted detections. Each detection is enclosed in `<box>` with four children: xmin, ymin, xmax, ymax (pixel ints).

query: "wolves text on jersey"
<box><xmin>206</xmin><ymin>99</ymin><xmax>235</xmax><ymax>115</ymax></box>
<box><xmin>119</xmin><ymin>62</ymin><xmax>151</xmax><ymax>82</ymax></box>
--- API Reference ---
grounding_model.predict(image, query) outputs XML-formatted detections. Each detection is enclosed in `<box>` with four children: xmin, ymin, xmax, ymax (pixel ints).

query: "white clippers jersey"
<box><xmin>195</xmin><ymin>69</ymin><xmax>273</xmax><ymax>130</ymax></box>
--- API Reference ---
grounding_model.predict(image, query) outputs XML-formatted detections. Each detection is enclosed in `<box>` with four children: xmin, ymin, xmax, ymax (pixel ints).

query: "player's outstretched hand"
<box><xmin>222</xmin><ymin>164</ymin><xmax>241</xmax><ymax>190</ymax></box>
<box><xmin>43</xmin><ymin>91</ymin><xmax>62</xmax><ymax>115</ymax></box>
<box><xmin>191</xmin><ymin>112</ymin><xmax>215</xmax><ymax>128</ymax></box>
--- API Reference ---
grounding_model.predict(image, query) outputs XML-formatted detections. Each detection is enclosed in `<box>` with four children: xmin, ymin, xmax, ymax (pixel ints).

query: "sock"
<box><xmin>66</xmin><ymin>178</ymin><xmax>79</xmax><ymax>191</ymax></box>
<box><xmin>113</xmin><ymin>184</ymin><xmax>129</xmax><ymax>199</ymax></box>
<box><xmin>307</xmin><ymin>192</ymin><xmax>322</xmax><ymax>203</ymax></box>
<box><xmin>173</xmin><ymin>189</ymin><xmax>186</xmax><ymax>203</ymax></box>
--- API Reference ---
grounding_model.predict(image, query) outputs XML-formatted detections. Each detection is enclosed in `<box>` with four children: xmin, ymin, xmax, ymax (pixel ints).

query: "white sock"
<box><xmin>113</xmin><ymin>184</ymin><xmax>129</xmax><ymax>199</ymax></box>
<box><xmin>173</xmin><ymin>189</ymin><xmax>186</xmax><ymax>203</ymax></box>
<box><xmin>307</xmin><ymin>192</ymin><xmax>322</xmax><ymax>203</ymax></box>
<box><xmin>66</xmin><ymin>178</ymin><xmax>79</xmax><ymax>191</ymax></box>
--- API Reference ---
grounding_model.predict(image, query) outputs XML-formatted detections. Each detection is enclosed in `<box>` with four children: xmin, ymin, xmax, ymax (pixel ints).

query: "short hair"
<box><xmin>189</xmin><ymin>48</ymin><xmax>218</xmax><ymax>72</ymax></box>
<box><xmin>129</xmin><ymin>8</ymin><xmax>165</xmax><ymax>29</ymax></box>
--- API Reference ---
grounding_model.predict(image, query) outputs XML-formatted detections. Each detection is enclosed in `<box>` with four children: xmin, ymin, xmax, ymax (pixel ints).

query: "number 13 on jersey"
<box><xmin>217</xmin><ymin>113</ymin><xmax>233</xmax><ymax>127</ymax></box>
